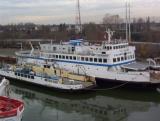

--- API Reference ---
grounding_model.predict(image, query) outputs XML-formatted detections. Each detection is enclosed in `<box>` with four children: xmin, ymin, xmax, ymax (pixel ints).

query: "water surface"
<box><xmin>10</xmin><ymin>82</ymin><xmax>160</xmax><ymax>121</ymax></box>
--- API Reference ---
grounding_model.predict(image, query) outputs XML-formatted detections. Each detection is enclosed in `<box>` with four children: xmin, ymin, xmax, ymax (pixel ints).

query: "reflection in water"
<box><xmin>10</xmin><ymin>83</ymin><xmax>160</xmax><ymax>121</ymax></box>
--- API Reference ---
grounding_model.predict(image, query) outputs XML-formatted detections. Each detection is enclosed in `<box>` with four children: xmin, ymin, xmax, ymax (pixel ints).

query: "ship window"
<box><xmin>94</xmin><ymin>58</ymin><xmax>97</xmax><ymax>62</ymax></box>
<box><xmin>102</xmin><ymin>52</ymin><xmax>106</xmax><ymax>54</ymax></box>
<box><xmin>113</xmin><ymin>58</ymin><xmax>116</xmax><ymax>62</ymax></box>
<box><xmin>49</xmin><ymin>54</ymin><xmax>52</xmax><ymax>58</ymax></box>
<box><xmin>107</xmin><ymin>46</ymin><xmax>110</xmax><ymax>50</ymax></box>
<box><xmin>129</xmin><ymin>55</ymin><xmax>132</xmax><ymax>59</ymax></box>
<box><xmin>56</xmin><ymin>55</ymin><xmax>58</xmax><ymax>58</ymax></box>
<box><xmin>18</xmin><ymin>73</ymin><xmax>20</xmax><ymax>76</ymax></box>
<box><xmin>85</xmin><ymin>57</ymin><xmax>88</xmax><ymax>61</ymax></box>
<box><xmin>25</xmin><ymin>75</ymin><xmax>28</xmax><ymax>78</ymax></box>
<box><xmin>54</xmin><ymin>70</ymin><xmax>56</xmax><ymax>75</ymax></box>
<box><xmin>51</xmin><ymin>59</ymin><xmax>54</xmax><ymax>62</ymax></box>
<box><xmin>73</xmin><ymin>56</ymin><xmax>76</xmax><ymax>60</ymax></box>
<box><xmin>103</xmin><ymin>59</ymin><xmax>107</xmax><ymax>63</ymax></box>
<box><xmin>62</xmin><ymin>55</ymin><xmax>65</xmax><ymax>59</ymax></box>
<box><xmin>70</xmin><ymin>56</ymin><xmax>72</xmax><ymax>60</ymax></box>
<box><xmin>53</xmin><ymin>47</ymin><xmax>56</xmax><ymax>51</ymax></box>
<box><xmin>121</xmin><ymin>57</ymin><xmax>124</xmax><ymax>61</ymax></box>
<box><xmin>99</xmin><ymin>58</ymin><xmax>102</xmax><ymax>63</ymax></box>
<box><xmin>66</xmin><ymin>56</ymin><xmax>69</xmax><ymax>59</ymax></box>
<box><xmin>90</xmin><ymin>58</ymin><xmax>93</xmax><ymax>62</ymax></box>
<box><xmin>81</xmin><ymin>57</ymin><xmax>84</xmax><ymax>61</ymax></box>
<box><xmin>110</xmin><ymin>46</ymin><xmax>112</xmax><ymax>50</ymax></box>
<box><xmin>31</xmin><ymin>76</ymin><xmax>34</xmax><ymax>79</ymax></box>
<box><xmin>72</xmin><ymin>47</ymin><xmax>75</xmax><ymax>52</ymax></box>
<box><xmin>52</xmin><ymin>55</ymin><xmax>55</xmax><ymax>58</ymax></box>
<box><xmin>59</xmin><ymin>55</ymin><xmax>62</xmax><ymax>59</ymax></box>
<box><xmin>113</xmin><ymin>46</ymin><xmax>116</xmax><ymax>49</ymax></box>
<box><xmin>77</xmin><ymin>57</ymin><xmax>80</xmax><ymax>60</ymax></box>
<box><xmin>117</xmin><ymin>57</ymin><xmax>120</xmax><ymax>62</ymax></box>
<box><xmin>15</xmin><ymin>72</ymin><xmax>17</xmax><ymax>75</ymax></box>
<box><xmin>44</xmin><ymin>65</ymin><xmax>50</xmax><ymax>68</ymax></box>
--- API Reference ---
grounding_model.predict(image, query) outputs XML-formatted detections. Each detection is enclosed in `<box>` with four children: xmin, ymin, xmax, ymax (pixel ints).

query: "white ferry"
<box><xmin>0</xmin><ymin>78</ymin><xmax>24</xmax><ymax>121</ymax></box>
<box><xmin>15</xmin><ymin>29</ymin><xmax>160</xmax><ymax>89</ymax></box>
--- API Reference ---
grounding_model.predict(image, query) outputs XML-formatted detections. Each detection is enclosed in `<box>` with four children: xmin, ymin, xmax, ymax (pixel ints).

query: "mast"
<box><xmin>128</xmin><ymin>1</ymin><xmax>131</xmax><ymax>43</ymax></box>
<box><xmin>125</xmin><ymin>1</ymin><xmax>131</xmax><ymax>43</ymax></box>
<box><xmin>76</xmin><ymin>0</ymin><xmax>82</xmax><ymax>33</ymax></box>
<box><xmin>125</xmin><ymin>2</ymin><xmax>128</xmax><ymax>42</ymax></box>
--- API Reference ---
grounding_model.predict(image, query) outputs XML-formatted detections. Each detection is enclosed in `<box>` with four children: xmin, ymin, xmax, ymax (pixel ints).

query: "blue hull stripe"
<box><xmin>18</xmin><ymin>55</ymin><xmax>135</xmax><ymax>67</ymax></box>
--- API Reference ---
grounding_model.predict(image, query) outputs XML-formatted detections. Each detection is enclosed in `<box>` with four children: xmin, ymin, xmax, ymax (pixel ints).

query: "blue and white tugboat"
<box><xmin>0</xmin><ymin>63</ymin><xmax>96</xmax><ymax>91</ymax></box>
<box><xmin>14</xmin><ymin>29</ymin><xmax>160</xmax><ymax>89</ymax></box>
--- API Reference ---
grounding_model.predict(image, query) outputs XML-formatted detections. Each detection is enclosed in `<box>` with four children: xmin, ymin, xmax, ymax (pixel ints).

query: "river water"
<box><xmin>10</xmin><ymin>82</ymin><xmax>160</xmax><ymax>121</ymax></box>
<box><xmin>1</xmin><ymin>49</ymin><xmax>160</xmax><ymax>121</ymax></box>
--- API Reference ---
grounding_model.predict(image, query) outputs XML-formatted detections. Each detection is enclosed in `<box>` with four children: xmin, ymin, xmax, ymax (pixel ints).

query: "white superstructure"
<box><xmin>15</xmin><ymin>29</ymin><xmax>160</xmax><ymax>86</ymax></box>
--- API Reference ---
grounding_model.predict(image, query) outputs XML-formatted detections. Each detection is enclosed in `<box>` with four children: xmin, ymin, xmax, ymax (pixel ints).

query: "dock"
<box><xmin>0</xmin><ymin>56</ymin><xmax>16</xmax><ymax>64</ymax></box>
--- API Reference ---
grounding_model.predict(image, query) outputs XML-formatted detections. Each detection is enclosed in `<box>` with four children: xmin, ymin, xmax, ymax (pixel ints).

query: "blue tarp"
<box><xmin>69</xmin><ymin>39</ymin><xmax>83</xmax><ymax>46</ymax></box>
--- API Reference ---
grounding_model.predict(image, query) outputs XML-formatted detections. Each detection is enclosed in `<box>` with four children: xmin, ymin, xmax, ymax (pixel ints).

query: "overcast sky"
<box><xmin>0</xmin><ymin>0</ymin><xmax>159</xmax><ymax>25</ymax></box>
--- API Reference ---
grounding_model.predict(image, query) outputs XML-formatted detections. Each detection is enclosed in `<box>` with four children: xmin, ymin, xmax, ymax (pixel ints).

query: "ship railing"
<box><xmin>15</xmin><ymin>51</ymin><xmax>41</xmax><ymax>58</ymax></box>
<box><xmin>101</xmin><ymin>39</ymin><xmax>128</xmax><ymax>45</ymax></box>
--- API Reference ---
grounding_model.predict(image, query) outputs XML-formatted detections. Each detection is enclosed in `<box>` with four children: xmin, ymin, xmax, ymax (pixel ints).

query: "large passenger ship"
<box><xmin>15</xmin><ymin>29</ymin><xmax>160</xmax><ymax>89</ymax></box>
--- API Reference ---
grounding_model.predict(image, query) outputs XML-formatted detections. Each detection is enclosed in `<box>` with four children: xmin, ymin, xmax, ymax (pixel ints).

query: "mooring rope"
<box><xmin>84</xmin><ymin>81</ymin><xmax>130</xmax><ymax>91</ymax></box>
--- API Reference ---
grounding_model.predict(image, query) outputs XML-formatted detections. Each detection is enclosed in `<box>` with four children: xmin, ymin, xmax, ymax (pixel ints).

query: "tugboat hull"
<box><xmin>3</xmin><ymin>76</ymin><xmax>96</xmax><ymax>93</ymax></box>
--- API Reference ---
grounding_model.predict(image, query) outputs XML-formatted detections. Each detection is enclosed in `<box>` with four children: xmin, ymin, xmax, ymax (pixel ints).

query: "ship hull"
<box><xmin>96</xmin><ymin>77</ymin><xmax>160</xmax><ymax>90</ymax></box>
<box><xmin>1</xmin><ymin>76</ymin><xmax>96</xmax><ymax>93</ymax></box>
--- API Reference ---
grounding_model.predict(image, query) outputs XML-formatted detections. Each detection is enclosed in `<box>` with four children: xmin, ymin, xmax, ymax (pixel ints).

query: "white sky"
<box><xmin>0</xmin><ymin>0</ymin><xmax>159</xmax><ymax>24</ymax></box>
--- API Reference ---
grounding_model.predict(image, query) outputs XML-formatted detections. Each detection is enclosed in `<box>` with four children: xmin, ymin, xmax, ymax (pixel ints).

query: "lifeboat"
<box><xmin>0</xmin><ymin>96</ymin><xmax>24</xmax><ymax>121</ymax></box>
<box><xmin>0</xmin><ymin>78</ymin><xmax>24</xmax><ymax>121</ymax></box>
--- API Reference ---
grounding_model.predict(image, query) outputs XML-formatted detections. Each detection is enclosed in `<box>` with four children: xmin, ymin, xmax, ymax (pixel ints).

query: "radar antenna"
<box><xmin>105</xmin><ymin>28</ymin><xmax>114</xmax><ymax>43</ymax></box>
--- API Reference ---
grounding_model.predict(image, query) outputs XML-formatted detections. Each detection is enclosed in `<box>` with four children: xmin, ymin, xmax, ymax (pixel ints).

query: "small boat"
<box><xmin>0</xmin><ymin>78</ymin><xmax>24</xmax><ymax>121</ymax></box>
<box><xmin>0</xmin><ymin>64</ymin><xmax>96</xmax><ymax>92</ymax></box>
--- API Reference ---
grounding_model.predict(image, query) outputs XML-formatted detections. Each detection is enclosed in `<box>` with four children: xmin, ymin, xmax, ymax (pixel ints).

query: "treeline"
<box><xmin>0</xmin><ymin>15</ymin><xmax>159</xmax><ymax>43</ymax></box>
